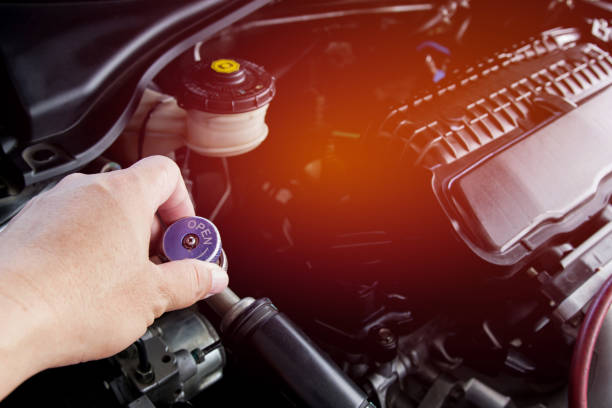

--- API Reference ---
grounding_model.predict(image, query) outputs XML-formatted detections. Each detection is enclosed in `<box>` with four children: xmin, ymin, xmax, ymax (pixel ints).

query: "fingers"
<box><xmin>127</xmin><ymin>156</ymin><xmax>194</xmax><ymax>225</ymax></box>
<box><xmin>154</xmin><ymin>260</ymin><xmax>228</xmax><ymax>311</ymax></box>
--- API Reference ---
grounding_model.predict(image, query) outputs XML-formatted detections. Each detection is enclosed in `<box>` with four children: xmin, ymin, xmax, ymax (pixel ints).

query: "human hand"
<box><xmin>0</xmin><ymin>156</ymin><xmax>228</xmax><ymax>399</ymax></box>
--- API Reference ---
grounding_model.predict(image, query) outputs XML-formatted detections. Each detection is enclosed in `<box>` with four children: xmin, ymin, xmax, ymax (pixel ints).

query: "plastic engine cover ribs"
<box><xmin>378</xmin><ymin>27</ymin><xmax>612</xmax><ymax>266</ymax></box>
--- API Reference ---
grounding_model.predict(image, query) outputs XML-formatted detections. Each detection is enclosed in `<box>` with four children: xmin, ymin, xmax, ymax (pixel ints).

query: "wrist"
<box><xmin>0</xmin><ymin>272</ymin><xmax>57</xmax><ymax>400</ymax></box>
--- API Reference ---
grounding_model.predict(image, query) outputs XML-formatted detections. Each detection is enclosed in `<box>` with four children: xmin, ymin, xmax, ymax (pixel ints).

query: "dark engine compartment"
<box><xmin>2</xmin><ymin>1</ymin><xmax>612</xmax><ymax>407</ymax></box>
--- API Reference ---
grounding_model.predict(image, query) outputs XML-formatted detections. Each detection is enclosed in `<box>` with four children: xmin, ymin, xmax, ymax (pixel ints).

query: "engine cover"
<box><xmin>379</xmin><ymin>27</ymin><xmax>612</xmax><ymax>265</ymax></box>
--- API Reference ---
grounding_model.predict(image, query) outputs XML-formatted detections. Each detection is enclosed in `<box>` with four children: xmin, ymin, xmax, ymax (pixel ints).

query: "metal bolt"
<box><xmin>377</xmin><ymin>327</ymin><xmax>396</xmax><ymax>347</ymax></box>
<box><xmin>135</xmin><ymin>367</ymin><xmax>155</xmax><ymax>384</ymax></box>
<box><xmin>182</xmin><ymin>234</ymin><xmax>199</xmax><ymax>250</ymax></box>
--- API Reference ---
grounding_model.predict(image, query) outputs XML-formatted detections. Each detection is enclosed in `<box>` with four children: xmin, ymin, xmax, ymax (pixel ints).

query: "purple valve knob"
<box><xmin>162</xmin><ymin>216</ymin><xmax>222</xmax><ymax>264</ymax></box>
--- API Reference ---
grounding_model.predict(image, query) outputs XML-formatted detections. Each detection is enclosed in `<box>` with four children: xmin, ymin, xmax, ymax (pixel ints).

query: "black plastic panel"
<box><xmin>0</xmin><ymin>0</ymin><xmax>271</xmax><ymax>186</ymax></box>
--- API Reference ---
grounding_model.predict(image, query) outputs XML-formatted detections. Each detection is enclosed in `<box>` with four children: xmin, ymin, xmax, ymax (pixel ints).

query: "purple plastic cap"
<box><xmin>162</xmin><ymin>216</ymin><xmax>222</xmax><ymax>263</ymax></box>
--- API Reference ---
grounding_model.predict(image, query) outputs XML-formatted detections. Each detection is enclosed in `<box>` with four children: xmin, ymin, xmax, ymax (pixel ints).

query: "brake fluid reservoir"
<box><xmin>177</xmin><ymin>58</ymin><xmax>276</xmax><ymax>157</ymax></box>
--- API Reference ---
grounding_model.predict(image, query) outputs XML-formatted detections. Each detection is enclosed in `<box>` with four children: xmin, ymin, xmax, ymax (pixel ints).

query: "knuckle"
<box><xmin>123</xmin><ymin>156</ymin><xmax>182</xmax><ymax>207</ymax></box>
<box><xmin>104</xmin><ymin>169</ymin><xmax>151</xmax><ymax>216</ymax></box>
<box><xmin>85</xmin><ymin>176</ymin><xmax>118</xmax><ymax>205</ymax></box>
<box><xmin>54</xmin><ymin>172</ymin><xmax>86</xmax><ymax>190</ymax></box>
<box><xmin>89</xmin><ymin>175</ymin><xmax>113</xmax><ymax>193</ymax></box>
<box><xmin>60</xmin><ymin>172</ymin><xmax>85</xmax><ymax>184</ymax></box>
<box><xmin>154</xmin><ymin>157</ymin><xmax>180</xmax><ymax>190</ymax></box>
<box><xmin>149</xmin><ymin>155</ymin><xmax>180</xmax><ymax>174</ymax></box>
<box><xmin>117</xmin><ymin>166</ymin><xmax>145</xmax><ymax>190</ymax></box>
<box><xmin>138</xmin><ymin>155</ymin><xmax>180</xmax><ymax>185</ymax></box>
<box><xmin>55</xmin><ymin>172</ymin><xmax>120</xmax><ymax>210</ymax></box>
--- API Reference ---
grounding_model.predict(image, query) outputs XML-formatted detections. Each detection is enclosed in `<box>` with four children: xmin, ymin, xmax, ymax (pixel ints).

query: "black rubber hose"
<box><xmin>223</xmin><ymin>298</ymin><xmax>373</xmax><ymax>408</ymax></box>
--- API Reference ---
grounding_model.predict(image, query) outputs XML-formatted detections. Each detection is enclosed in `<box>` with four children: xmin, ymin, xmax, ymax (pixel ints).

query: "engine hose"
<box><xmin>569</xmin><ymin>272</ymin><xmax>612</xmax><ymax>408</ymax></box>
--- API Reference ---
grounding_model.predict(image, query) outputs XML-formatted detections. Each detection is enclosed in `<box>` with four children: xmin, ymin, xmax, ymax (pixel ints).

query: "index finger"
<box><xmin>127</xmin><ymin>155</ymin><xmax>195</xmax><ymax>225</ymax></box>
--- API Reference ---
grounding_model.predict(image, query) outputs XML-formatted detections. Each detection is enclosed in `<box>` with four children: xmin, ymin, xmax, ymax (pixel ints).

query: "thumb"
<box><xmin>155</xmin><ymin>259</ymin><xmax>228</xmax><ymax>311</ymax></box>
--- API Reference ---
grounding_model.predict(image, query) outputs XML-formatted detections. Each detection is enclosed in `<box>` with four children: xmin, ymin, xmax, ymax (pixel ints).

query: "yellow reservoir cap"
<box><xmin>211</xmin><ymin>59</ymin><xmax>241</xmax><ymax>74</ymax></box>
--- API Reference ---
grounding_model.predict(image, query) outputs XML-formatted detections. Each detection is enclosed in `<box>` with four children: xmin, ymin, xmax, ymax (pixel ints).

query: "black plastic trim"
<box><xmin>0</xmin><ymin>0</ymin><xmax>272</xmax><ymax>186</ymax></box>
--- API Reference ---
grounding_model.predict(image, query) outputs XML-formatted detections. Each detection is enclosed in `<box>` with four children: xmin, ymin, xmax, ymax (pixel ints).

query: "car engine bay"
<box><xmin>2</xmin><ymin>1</ymin><xmax>612</xmax><ymax>407</ymax></box>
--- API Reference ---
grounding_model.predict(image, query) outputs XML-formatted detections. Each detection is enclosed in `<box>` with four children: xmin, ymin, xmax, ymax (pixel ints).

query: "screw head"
<box><xmin>182</xmin><ymin>233</ymin><xmax>199</xmax><ymax>250</ymax></box>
